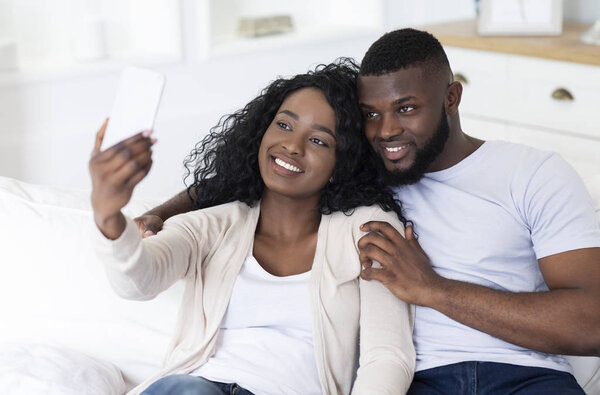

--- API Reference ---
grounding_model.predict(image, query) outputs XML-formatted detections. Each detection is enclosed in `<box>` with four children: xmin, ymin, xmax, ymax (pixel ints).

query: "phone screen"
<box><xmin>102</xmin><ymin>66</ymin><xmax>166</xmax><ymax>150</ymax></box>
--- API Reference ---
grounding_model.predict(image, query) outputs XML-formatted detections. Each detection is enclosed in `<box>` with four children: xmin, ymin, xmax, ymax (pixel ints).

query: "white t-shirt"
<box><xmin>192</xmin><ymin>253</ymin><xmax>321</xmax><ymax>395</ymax></box>
<box><xmin>395</xmin><ymin>141</ymin><xmax>600</xmax><ymax>373</ymax></box>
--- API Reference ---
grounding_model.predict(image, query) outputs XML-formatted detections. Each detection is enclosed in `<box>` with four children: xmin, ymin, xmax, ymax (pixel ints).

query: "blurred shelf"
<box><xmin>422</xmin><ymin>19</ymin><xmax>600</xmax><ymax>66</ymax></box>
<box><xmin>208</xmin><ymin>26</ymin><xmax>382</xmax><ymax>59</ymax></box>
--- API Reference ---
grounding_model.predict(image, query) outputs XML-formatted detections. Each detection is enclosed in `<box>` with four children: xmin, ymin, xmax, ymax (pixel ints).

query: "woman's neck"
<box><xmin>256</xmin><ymin>190</ymin><xmax>321</xmax><ymax>242</ymax></box>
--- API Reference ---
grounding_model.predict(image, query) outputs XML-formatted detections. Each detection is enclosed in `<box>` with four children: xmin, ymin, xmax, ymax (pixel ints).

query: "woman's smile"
<box><xmin>272</xmin><ymin>155</ymin><xmax>304</xmax><ymax>175</ymax></box>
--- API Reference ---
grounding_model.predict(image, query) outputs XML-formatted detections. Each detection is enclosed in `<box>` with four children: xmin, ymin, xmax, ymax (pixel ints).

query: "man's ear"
<box><xmin>445</xmin><ymin>81</ymin><xmax>463</xmax><ymax>115</ymax></box>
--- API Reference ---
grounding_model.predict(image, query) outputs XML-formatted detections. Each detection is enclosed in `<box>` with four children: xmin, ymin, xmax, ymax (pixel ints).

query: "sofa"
<box><xmin>0</xmin><ymin>174</ymin><xmax>599</xmax><ymax>394</ymax></box>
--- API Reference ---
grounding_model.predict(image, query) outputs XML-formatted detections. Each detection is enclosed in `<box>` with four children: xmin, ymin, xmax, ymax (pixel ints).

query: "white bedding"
<box><xmin>0</xmin><ymin>343</ymin><xmax>126</xmax><ymax>395</ymax></box>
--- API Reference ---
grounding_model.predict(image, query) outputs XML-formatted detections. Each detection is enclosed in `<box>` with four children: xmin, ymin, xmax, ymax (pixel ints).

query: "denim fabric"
<box><xmin>141</xmin><ymin>374</ymin><xmax>255</xmax><ymax>395</ymax></box>
<box><xmin>408</xmin><ymin>361</ymin><xmax>584</xmax><ymax>395</ymax></box>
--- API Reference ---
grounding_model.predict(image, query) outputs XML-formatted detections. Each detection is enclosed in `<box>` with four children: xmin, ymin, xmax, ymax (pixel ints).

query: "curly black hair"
<box><xmin>183</xmin><ymin>57</ymin><xmax>408</xmax><ymax>224</ymax></box>
<box><xmin>360</xmin><ymin>28</ymin><xmax>451</xmax><ymax>78</ymax></box>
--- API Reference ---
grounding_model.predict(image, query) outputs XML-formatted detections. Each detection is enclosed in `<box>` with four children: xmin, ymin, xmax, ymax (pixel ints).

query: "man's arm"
<box><xmin>134</xmin><ymin>189</ymin><xmax>196</xmax><ymax>236</ymax></box>
<box><xmin>359</xmin><ymin>223</ymin><xmax>600</xmax><ymax>356</ymax></box>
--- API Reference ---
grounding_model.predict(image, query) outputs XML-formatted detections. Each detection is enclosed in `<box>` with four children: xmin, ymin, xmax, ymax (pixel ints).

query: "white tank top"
<box><xmin>191</xmin><ymin>253</ymin><xmax>321</xmax><ymax>395</ymax></box>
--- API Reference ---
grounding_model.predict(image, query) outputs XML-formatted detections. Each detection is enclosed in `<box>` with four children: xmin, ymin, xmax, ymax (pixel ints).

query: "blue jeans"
<box><xmin>141</xmin><ymin>375</ymin><xmax>255</xmax><ymax>395</ymax></box>
<box><xmin>408</xmin><ymin>361</ymin><xmax>584</xmax><ymax>395</ymax></box>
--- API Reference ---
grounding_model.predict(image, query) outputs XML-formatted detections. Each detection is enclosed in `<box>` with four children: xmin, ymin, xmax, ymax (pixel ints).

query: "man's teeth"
<box><xmin>275</xmin><ymin>157</ymin><xmax>302</xmax><ymax>173</ymax></box>
<box><xmin>385</xmin><ymin>145</ymin><xmax>408</xmax><ymax>153</ymax></box>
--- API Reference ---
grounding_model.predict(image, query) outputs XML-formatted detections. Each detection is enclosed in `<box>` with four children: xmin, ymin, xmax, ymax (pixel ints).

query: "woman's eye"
<box><xmin>310</xmin><ymin>137</ymin><xmax>327</xmax><ymax>147</ymax></box>
<box><xmin>398</xmin><ymin>106</ymin><xmax>414</xmax><ymax>113</ymax></box>
<box><xmin>364</xmin><ymin>112</ymin><xmax>378</xmax><ymax>119</ymax></box>
<box><xmin>277</xmin><ymin>121</ymin><xmax>291</xmax><ymax>130</ymax></box>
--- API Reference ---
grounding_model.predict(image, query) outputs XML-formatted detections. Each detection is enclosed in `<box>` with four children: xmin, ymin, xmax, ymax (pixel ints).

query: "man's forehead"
<box><xmin>357</xmin><ymin>68</ymin><xmax>426</xmax><ymax>100</ymax></box>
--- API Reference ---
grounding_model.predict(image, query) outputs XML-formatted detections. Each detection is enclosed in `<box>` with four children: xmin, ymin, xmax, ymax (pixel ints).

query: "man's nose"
<box><xmin>379</xmin><ymin>113</ymin><xmax>403</xmax><ymax>140</ymax></box>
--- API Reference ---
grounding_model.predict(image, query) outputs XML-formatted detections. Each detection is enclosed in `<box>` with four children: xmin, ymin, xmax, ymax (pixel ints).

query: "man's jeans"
<box><xmin>141</xmin><ymin>374</ymin><xmax>255</xmax><ymax>395</ymax></box>
<box><xmin>408</xmin><ymin>361</ymin><xmax>584</xmax><ymax>395</ymax></box>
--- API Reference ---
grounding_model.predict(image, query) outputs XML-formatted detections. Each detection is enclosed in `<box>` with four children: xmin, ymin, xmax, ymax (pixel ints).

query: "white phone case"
<box><xmin>102</xmin><ymin>66</ymin><xmax>165</xmax><ymax>150</ymax></box>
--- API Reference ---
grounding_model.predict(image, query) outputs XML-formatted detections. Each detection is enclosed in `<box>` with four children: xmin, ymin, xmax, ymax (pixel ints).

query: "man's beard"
<box><xmin>381</xmin><ymin>106</ymin><xmax>450</xmax><ymax>186</ymax></box>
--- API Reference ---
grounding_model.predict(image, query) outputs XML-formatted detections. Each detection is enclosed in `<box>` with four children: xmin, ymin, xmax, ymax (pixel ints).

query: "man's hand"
<box><xmin>134</xmin><ymin>214</ymin><xmax>164</xmax><ymax>238</ymax></box>
<box><xmin>358</xmin><ymin>221</ymin><xmax>443</xmax><ymax>306</ymax></box>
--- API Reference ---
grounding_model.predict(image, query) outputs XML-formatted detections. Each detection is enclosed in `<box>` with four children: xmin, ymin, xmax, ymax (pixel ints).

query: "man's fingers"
<box><xmin>361</xmin><ymin>266</ymin><xmax>390</xmax><ymax>283</ymax></box>
<box><xmin>92</xmin><ymin>118</ymin><xmax>109</xmax><ymax>154</ymax></box>
<box><xmin>406</xmin><ymin>225</ymin><xmax>427</xmax><ymax>256</ymax></box>
<box><xmin>134</xmin><ymin>214</ymin><xmax>163</xmax><ymax>238</ymax></box>
<box><xmin>143</xmin><ymin>230</ymin><xmax>156</xmax><ymax>238</ymax></box>
<box><xmin>134</xmin><ymin>218</ymin><xmax>147</xmax><ymax>234</ymax></box>
<box><xmin>357</xmin><ymin>231</ymin><xmax>397</xmax><ymax>258</ymax></box>
<box><xmin>360</xmin><ymin>221</ymin><xmax>406</xmax><ymax>244</ymax></box>
<box><xmin>358</xmin><ymin>242</ymin><xmax>391</xmax><ymax>269</ymax></box>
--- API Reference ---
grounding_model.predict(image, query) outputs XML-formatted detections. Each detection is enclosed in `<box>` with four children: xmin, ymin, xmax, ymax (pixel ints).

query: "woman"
<box><xmin>89</xmin><ymin>59</ymin><xmax>415</xmax><ymax>395</ymax></box>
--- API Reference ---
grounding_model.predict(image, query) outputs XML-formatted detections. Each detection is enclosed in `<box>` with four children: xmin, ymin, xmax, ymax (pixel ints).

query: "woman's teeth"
<box><xmin>274</xmin><ymin>157</ymin><xmax>302</xmax><ymax>173</ymax></box>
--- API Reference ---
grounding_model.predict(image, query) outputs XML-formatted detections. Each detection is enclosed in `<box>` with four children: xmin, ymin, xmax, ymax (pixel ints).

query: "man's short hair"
<box><xmin>360</xmin><ymin>28</ymin><xmax>451</xmax><ymax>78</ymax></box>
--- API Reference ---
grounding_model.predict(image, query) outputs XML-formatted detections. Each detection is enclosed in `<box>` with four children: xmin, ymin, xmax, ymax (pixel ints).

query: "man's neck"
<box><xmin>428</xmin><ymin>129</ymin><xmax>484</xmax><ymax>173</ymax></box>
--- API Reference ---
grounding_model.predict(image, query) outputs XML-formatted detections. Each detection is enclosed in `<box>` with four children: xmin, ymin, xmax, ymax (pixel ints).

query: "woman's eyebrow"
<box><xmin>279</xmin><ymin>109</ymin><xmax>336</xmax><ymax>139</ymax></box>
<box><xmin>278</xmin><ymin>109</ymin><xmax>298</xmax><ymax>120</ymax></box>
<box><xmin>312</xmin><ymin>124</ymin><xmax>336</xmax><ymax>139</ymax></box>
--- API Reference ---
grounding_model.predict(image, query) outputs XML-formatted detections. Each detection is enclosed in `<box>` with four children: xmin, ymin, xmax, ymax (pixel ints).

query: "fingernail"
<box><xmin>142</xmin><ymin>129</ymin><xmax>153</xmax><ymax>138</ymax></box>
<box><xmin>151</xmin><ymin>138</ymin><xmax>158</xmax><ymax>144</ymax></box>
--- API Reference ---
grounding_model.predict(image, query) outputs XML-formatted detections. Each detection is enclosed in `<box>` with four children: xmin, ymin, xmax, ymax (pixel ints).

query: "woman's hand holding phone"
<box><xmin>89</xmin><ymin>119</ymin><xmax>156</xmax><ymax>239</ymax></box>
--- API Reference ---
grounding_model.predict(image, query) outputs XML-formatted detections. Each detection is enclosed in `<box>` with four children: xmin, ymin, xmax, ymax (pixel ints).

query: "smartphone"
<box><xmin>102</xmin><ymin>66</ymin><xmax>166</xmax><ymax>150</ymax></box>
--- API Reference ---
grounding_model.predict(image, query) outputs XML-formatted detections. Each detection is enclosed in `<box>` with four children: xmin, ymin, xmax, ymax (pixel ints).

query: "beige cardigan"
<box><xmin>93</xmin><ymin>202</ymin><xmax>415</xmax><ymax>394</ymax></box>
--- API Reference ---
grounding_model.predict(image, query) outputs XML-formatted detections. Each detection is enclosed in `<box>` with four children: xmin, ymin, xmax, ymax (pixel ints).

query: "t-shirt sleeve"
<box><xmin>522</xmin><ymin>153</ymin><xmax>600</xmax><ymax>259</ymax></box>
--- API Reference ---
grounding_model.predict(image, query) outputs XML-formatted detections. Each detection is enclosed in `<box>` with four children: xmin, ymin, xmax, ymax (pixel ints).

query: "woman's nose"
<box><xmin>281</xmin><ymin>134</ymin><xmax>304</xmax><ymax>155</ymax></box>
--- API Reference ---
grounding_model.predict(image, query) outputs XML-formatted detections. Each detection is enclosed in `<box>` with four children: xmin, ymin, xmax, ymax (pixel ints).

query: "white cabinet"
<box><xmin>445</xmin><ymin>45</ymin><xmax>600</xmax><ymax>178</ymax></box>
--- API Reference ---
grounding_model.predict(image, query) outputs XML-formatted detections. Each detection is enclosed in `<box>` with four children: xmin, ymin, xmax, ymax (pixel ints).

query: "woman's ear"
<box><xmin>445</xmin><ymin>81</ymin><xmax>463</xmax><ymax>116</ymax></box>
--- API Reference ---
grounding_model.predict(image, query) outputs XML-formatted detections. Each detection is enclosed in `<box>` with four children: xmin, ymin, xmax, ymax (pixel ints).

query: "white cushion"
<box><xmin>0</xmin><ymin>176</ymin><xmax>183</xmax><ymax>390</ymax></box>
<box><xmin>0</xmin><ymin>343</ymin><xmax>126</xmax><ymax>395</ymax></box>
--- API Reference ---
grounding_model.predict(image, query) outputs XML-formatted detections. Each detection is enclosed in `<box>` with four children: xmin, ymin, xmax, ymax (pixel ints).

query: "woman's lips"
<box><xmin>271</xmin><ymin>155</ymin><xmax>304</xmax><ymax>176</ymax></box>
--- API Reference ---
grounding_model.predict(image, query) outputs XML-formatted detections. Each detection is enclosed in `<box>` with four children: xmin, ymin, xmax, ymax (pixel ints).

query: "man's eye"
<box><xmin>310</xmin><ymin>137</ymin><xmax>327</xmax><ymax>147</ymax></box>
<box><xmin>398</xmin><ymin>106</ymin><xmax>414</xmax><ymax>113</ymax></box>
<box><xmin>277</xmin><ymin>121</ymin><xmax>291</xmax><ymax>130</ymax></box>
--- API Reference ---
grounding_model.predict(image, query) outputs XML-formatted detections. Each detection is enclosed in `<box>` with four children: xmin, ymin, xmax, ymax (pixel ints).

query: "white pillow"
<box><xmin>0</xmin><ymin>176</ymin><xmax>183</xmax><ymax>389</ymax></box>
<box><xmin>0</xmin><ymin>343</ymin><xmax>127</xmax><ymax>395</ymax></box>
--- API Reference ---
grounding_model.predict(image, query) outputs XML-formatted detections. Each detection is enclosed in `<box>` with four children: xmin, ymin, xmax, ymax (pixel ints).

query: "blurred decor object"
<box><xmin>238</xmin><ymin>15</ymin><xmax>294</xmax><ymax>38</ymax></box>
<box><xmin>0</xmin><ymin>38</ymin><xmax>18</xmax><ymax>71</ymax></box>
<box><xmin>73</xmin><ymin>16</ymin><xmax>107</xmax><ymax>62</ymax></box>
<box><xmin>580</xmin><ymin>19</ymin><xmax>600</xmax><ymax>45</ymax></box>
<box><xmin>478</xmin><ymin>0</ymin><xmax>563</xmax><ymax>36</ymax></box>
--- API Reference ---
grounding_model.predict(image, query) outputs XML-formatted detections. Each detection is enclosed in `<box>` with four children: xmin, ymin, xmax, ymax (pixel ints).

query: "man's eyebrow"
<box><xmin>359</xmin><ymin>96</ymin><xmax>417</xmax><ymax>109</ymax></box>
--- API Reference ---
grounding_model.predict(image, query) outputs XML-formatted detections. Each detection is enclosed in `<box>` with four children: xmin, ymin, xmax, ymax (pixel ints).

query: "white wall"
<box><xmin>0</xmin><ymin>35</ymin><xmax>382</xmax><ymax>198</ymax></box>
<box><xmin>1</xmin><ymin>0</ymin><xmax>598</xmax><ymax>198</ymax></box>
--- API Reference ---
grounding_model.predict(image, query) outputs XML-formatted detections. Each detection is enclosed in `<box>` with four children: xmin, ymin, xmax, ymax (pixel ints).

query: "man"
<box><xmin>135</xmin><ymin>29</ymin><xmax>600</xmax><ymax>393</ymax></box>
